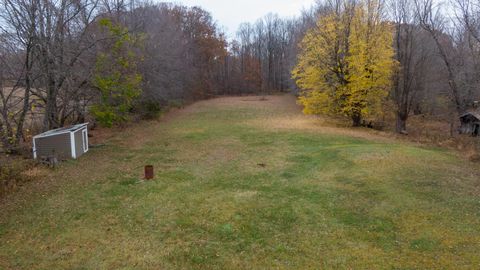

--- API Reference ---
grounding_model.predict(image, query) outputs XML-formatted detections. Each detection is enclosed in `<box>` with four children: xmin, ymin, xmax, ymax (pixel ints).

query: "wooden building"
<box><xmin>33</xmin><ymin>123</ymin><xmax>89</xmax><ymax>160</ymax></box>
<box><xmin>459</xmin><ymin>110</ymin><xmax>480</xmax><ymax>136</ymax></box>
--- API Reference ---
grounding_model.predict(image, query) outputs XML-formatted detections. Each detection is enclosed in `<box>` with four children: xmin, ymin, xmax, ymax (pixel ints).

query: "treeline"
<box><xmin>1</xmin><ymin>0</ymin><xmax>480</xmax><ymax>153</ymax></box>
<box><xmin>1</xmin><ymin>0</ymin><xmax>307</xmax><ymax>154</ymax></box>
<box><xmin>223</xmin><ymin>15</ymin><xmax>306</xmax><ymax>95</ymax></box>
<box><xmin>0</xmin><ymin>0</ymin><xmax>228</xmax><ymax>152</ymax></box>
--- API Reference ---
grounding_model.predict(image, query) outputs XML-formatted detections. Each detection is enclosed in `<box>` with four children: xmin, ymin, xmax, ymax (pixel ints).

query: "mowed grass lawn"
<box><xmin>1</xmin><ymin>95</ymin><xmax>480</xmax><ymax>269</ymax></box>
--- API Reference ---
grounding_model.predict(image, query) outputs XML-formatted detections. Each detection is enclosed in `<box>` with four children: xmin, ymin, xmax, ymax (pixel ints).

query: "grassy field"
<box><xmin>1</xmin><ymin>95</ymin><xmax>480</xmax><ymax>269</ymax></box>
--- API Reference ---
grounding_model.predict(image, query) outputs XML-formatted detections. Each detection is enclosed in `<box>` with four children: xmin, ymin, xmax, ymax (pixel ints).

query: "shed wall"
<box><xmin>74</xmin><ymin>128</ymin><xmax>85</xmax><ymax>157</ymax></box>
<box><xmin>35</xmin><ymin>133</ymin><xmax>72</xmax><ymax>159</ymax></box>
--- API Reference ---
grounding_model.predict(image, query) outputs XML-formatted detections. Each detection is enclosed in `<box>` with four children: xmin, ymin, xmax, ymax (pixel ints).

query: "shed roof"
<box><xmin>33</xmin><ymin>123</ymin><xmax>88</xmax><ymax>139</ymax></box>
<box><xmin>460</xmin><ymin>110</ymin><xmax>480</xmax><ymax>121</ymax></box>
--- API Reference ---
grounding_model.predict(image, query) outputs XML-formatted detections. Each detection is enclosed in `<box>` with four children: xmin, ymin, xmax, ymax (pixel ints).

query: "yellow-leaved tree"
<box><xmin>293</xmin><ymin>0</ymin><xmax>396</xmax><ymax>126</ymax></box>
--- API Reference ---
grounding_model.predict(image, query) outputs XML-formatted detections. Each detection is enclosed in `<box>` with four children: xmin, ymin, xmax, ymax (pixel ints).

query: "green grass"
<box><xmin>1</xmin><ymin>96</ymin><xmax>480</xmax><ymax>269</ymax></box>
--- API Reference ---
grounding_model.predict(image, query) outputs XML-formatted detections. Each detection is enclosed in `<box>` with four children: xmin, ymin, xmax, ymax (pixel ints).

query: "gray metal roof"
<box><xmin>33</xmin><ymin>123</ymin><xmax>88</xmax><ymax>139</ymax></box>
<box><xmin>460</xmin><ymin>108</ymin><xmax>480</xmax><ymax>120</ymax></box>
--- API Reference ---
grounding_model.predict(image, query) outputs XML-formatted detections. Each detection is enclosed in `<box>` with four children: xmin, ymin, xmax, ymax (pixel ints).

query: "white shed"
<box><xmin>33</xmin><ymin>123</ymin><xmax>89</xmax><ymax>160</ymax></box>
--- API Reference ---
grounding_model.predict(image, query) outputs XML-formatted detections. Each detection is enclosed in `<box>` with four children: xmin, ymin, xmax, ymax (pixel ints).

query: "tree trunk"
<box><xmin>43</xmin><ymin>68</ymin><xmax>59</xmax><ymax>131</ymax></box>
<box><xmin>15</xmin><ymin>44</ymin><xmax>33</xmax><ymax>142</ymax></box>
<box><xmin>352</xmin><ymin>113</ymin><xmax>362</xmax><ymax>127</ymax></box>
<box><xmin>0</xmin><ymin>124</ymin><xmax>13</xmax><ymax>153</ymax></box>
<box><xmin>44</xmin><ymin>92</ymin><xmax>58</xmax><ymax>131</ymax></box>
<box><xmin>396</xmin><ymin>112</ymin><xmax>408</xmax><ymax>134</ymax></box>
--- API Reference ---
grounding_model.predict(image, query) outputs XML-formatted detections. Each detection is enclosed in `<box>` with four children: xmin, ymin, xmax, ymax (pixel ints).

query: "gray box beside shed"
<box><xmin>33</xmin><ymin>123</ymin><xmax>89</xmax><ymax>160</ymax></box>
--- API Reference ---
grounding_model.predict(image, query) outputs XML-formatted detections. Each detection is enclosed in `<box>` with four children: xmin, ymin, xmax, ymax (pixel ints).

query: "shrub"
<box><xmin>168</xmin><ymin>99</ymin><xmax>185</xmax><ymax>109</ymax></box>
<box><xmin>138</xmin><ymin>100</ymin><xmax>164</xmax><ymax>120</ymax></box>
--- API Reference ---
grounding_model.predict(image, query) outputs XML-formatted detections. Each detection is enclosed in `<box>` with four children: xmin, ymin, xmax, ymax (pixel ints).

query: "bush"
<box><xmin>138</xmin><ymin>100</ymin><xmax>164</xmax><ymax>119</ymax></box>
<box><xmin>168</xmin><ymin>99</ymin><xmax>185</xmax><ymax>109</ymax></box>
<box><xmin>134</xmin><ymin>98</ymin><xmax>188</xmax><ymax>120</ymax></box>
<box><xmin>90</xmin><ymin>105</ymin><xmax>122</xmax><ymax>128</ymax></box>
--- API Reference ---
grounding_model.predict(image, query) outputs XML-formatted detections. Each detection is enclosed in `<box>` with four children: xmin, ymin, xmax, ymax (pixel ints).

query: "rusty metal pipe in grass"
<box><xmin>144</xmin><ymin>165</ymin><xmax>154</xmax><ymax>180</ymax></box>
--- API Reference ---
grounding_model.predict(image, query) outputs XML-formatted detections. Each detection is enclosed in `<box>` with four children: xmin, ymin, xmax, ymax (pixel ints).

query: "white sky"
<box><xmin>177</xmin><ymin>0</ymin><xmax>317</xmax><ymax>39</ymax></box>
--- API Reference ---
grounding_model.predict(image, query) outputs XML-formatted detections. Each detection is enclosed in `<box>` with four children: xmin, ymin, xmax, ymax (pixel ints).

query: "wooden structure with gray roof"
<box><xmin>459</xmin><ymin>110</ymin><xmax>480</xmax><ymax>136</ymax></box>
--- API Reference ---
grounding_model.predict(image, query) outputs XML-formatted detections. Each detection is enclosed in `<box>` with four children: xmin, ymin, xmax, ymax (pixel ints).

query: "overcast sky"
<box><xmin>177</xmin><ymin>0</ymin><xmax>317</xmax><ymax>39</ymax></box>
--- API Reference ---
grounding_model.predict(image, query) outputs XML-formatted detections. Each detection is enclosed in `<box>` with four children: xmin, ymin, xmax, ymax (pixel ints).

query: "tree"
<box><xmin>390</xmin><ymin>0</ymin><xmax>432</xmax><ymax>134</ymax></box>
<box><xmin>0</xmin><ymin>0</ymin><xmax>37</xmax><ymax>152</ymax></box>
<box><xmin>180</xmin><ymin>6</ymin><xmax>227</xmax><ymax>99</ymax></box>
<box><xmin>414</xmin><ymin>0</ymin><xmax>468</xmax><ymax>114</ymax></box>
<box><xmin>293</xmin><ymin>0</ymin><xmax>396</xmax><ymax>126</ymax></box>
<box><xmin>31</xmin><ymin>0</ymin><xmax>101</xmax><ymax>131</ymax></box>
<box><xmin>453</xmin><ymin>0</ymin><xmax>480</xmax><ymax>106</ymax></box>
<box><xmin>91</xmin><ymin>18</ymin><xmax>142</xmax><ymax>127</ymax></box>
<box><xmin>132</xmin><ymin>4</ymin><xmax>188</xmax><ymax>103</ymax></box>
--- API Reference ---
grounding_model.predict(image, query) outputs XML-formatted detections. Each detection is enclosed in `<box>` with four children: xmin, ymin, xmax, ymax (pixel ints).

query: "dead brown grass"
<box><xmin>0</xmin><ymin>156</ymin><xmax>37</xmax><ymax>196</ymax></box>
<box><xmin>381</xmin><ymin>114</ymin><xmax>480</xmax><ymax>160</ymax></box>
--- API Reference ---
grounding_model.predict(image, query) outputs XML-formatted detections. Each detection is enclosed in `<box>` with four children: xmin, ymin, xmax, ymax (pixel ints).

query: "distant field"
<box><xmin>1</xmin><ymin>95</ymin><xmax>479</xmax><ymax>269</ymax></box>
<box><xmin>0</xmin><ymin>86</ymin><xmax>44</xmax><ymax>133</ymax></box>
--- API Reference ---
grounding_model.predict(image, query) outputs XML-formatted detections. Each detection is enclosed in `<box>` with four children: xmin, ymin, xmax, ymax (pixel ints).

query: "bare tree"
<box><xmin>0</xmin><ymin>0</ymin><xmax>38</xmax><ymax>152</ymax></box>
<box><xmin>453</xmin><ymin>0</ymin><xmax>480</xmax><ymax>104</ymax></box>
<box><xmin>390</xmin><ymin>0</ymin><xmax>433</xmax><ymax>133</ymax></box>
<box><xmin>414</xmin><ymin>0</ymin><xmax>468</xmax><ymax>114</ymax></box>
<box><xmin>132</xmin><ymin>4</ymin><xmax>189</xmax><ymax>103</ymax></box>
<box><xmin>454</xmin><ymin>0</ymin><xmax>480</xmax><ymax>42</ymax></box>
<box><xmin>33</xmin><ymin>0</ymin><xmax>102</xmax><ymax>130</ymax></box>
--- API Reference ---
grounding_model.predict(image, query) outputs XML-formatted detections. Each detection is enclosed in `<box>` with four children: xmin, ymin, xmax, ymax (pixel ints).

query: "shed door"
<box><xmin>82</xmin><ymin>129</ymin><xmax>89</xmax><ymax>152</ymax></box>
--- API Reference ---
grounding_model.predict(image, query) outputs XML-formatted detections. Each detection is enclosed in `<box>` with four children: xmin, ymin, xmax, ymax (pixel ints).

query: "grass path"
<box><xmin>1</xmin><ymin>95</ymin><xmax>480</xmax><ymax>269</ymax></box>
